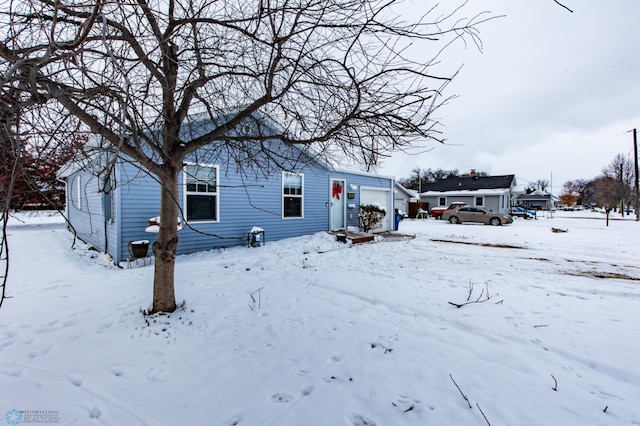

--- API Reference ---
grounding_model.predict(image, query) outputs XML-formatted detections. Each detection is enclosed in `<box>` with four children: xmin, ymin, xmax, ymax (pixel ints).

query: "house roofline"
<box><xmin>421</xmin><ymin>188</ymin><xmax>510</xmax><ymax>197</ymax></box>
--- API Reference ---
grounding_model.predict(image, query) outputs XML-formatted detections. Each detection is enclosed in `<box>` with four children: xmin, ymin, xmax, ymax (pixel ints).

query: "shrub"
<box><xmin>359</xmin><ymin>204</ymin><xmax>386</xmax><ymax>233</ymax></box>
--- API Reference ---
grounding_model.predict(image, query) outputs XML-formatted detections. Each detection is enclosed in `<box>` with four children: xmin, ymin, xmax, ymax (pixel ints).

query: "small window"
<box><xmin>184</xmin><ymin>164</ymin><xmax>218</xmax><ymax>222</ymax></box>
<box><xmin>438</xmin><ymin>197</ymin><xmax>446</xmax><ymax>206</ymax></box>
<box><xmin>475</xmin><ymin>196</ymin><xmax>484</xmax><ymax>207</ymax></box>
<box><xmin>283</xmin><ymin>172</ymin><xmax>303</xmax><ymax>218</ymax></box>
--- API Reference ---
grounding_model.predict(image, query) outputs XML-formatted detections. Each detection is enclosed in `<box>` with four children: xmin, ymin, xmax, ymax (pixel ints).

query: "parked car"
<box><xmin>442</xmin><ymin>206</ymin><xmax>513</xmax><ymax>226</ymax></box>
<box><xmin>430</xmin><ymin>202</ymin><xmax>467</xmax><ymax>219</ymax></box>
<box><xmin>510</xmin><ymin>206</ymin><xmax>536</xmax><ymax>219</ymax></box>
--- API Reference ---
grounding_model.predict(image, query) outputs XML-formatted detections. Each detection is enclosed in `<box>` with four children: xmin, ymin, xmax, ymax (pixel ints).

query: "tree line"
<box><xmin>0</xmin><ymin>122</ymin><xmax>84</xmax><ymax>211</ymax></box>
<box><xmin>560</xmin><ymin>153</ymin><xmax>636</xmax><ymax>212</ymax></box>
<box><xmin>398</xmin><ymin>167</ymin><xmax>489</xmax><ymax>190</ymax></box>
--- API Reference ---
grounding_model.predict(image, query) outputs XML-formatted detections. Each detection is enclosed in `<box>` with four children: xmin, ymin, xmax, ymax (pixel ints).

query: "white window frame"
<box><xmin>282</xmin><ymin>172</ymin><xmax>304</xmax><ymax>219</ymax></box>
<box><xmin>438</xmin><ymin>197</ymin><xmax>447</xmax><ymax>206</ymax></box>
<box><xmin>475</xmin><ymin>196</ymin><xmax>485</xmax><ymax>207</ymax></box>
<box><xmin>183</xmin><ymin>163</ymin><xmax>220</xmax><ymax>223</ymax></box>
<box><xmin>76</xmin><ymin>175</ymin><xmax>82</xmax><ymax>210</ymax></box>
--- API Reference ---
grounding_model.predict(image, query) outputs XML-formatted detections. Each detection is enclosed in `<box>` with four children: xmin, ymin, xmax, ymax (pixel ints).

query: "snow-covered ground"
<box><xmin>1</xmin><ymin>210</ymin><xmax>639</xmax><ymax>425</ymax></box>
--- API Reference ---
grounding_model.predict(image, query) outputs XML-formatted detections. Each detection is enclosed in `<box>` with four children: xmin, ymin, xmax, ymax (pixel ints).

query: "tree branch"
<box><xmin>553</xmin><ymin>0</ymin><xmax>574</xmax><ymax>13</ymax></box>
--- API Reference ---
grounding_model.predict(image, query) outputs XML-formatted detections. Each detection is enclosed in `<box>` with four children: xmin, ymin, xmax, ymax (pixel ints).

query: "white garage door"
<box><xmin>360</xmin><ymin>187</ymin><xmax>392</xmax><ymax>232</ymax></box>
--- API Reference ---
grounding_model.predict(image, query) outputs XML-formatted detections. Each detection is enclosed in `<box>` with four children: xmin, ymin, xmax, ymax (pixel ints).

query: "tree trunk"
<box><xmin>151</xmin><ymin>169</ymin><xmax>180</xmax><ymax>313</ymax></box>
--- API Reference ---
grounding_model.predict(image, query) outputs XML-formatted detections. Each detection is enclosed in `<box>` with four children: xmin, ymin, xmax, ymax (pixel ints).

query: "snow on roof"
<box><xmin>421</xmin><ymin>188</ymin><xmax>510</xmax><ymax>197</ymax></box>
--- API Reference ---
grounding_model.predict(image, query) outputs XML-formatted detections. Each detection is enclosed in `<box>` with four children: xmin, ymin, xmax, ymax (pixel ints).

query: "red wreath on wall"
<box><xmin>332</xmin><ymin>182</ymin><xmax>343</xmax><ymax>200</ymax></box>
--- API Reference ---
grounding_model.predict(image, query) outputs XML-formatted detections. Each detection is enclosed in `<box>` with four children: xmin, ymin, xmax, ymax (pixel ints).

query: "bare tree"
<box><xmin>601</xmin><ymin>153</ymin><xmax>634</xmax><ymax>212</ymax></box>
<box><xmin>1</xmin><ymin>123</ymin><xmax>83</xmax><ymax>211</ymax></box>
<box><xmin>397</xmin><ymin>167</ymin><xmax>422</xmax><ymax>191</ymax></box>
<box><xmin>602</xmin><ymin>153</ymin><xmax>634</xmax><ymax>185</ymax></box>
<box><xmin>535</xmin><ymin>179</ymin><xmax>550</xmax><ymax>192</ymax></box>
<box><xmin>0</xmin><ymin>90</ymin><xmax>23</xmax><ymax>309</ymax></box>
<box><xmin>0</xmin><ymin>0</ymin><xmax>493</xmax><ymax>313</ymax></box>
<box><xmin>525</xmin><ymin>179</ymin><xmax>550</xmax><ymax>193</ymax></box>
<box><xmin>589</xmin><ymin>175</ymin><xmax>621</xmax><ymax>225</ymax></box>
<box><xmin>399</xmin><ymin>167</ymin><xmax>462</xmax><ymax>190</ymax></box>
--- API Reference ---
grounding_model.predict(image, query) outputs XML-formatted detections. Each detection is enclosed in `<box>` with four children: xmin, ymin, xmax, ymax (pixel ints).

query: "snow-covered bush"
<box><xmin>359</xmin><ymin>204</ymin><xmax>386</xmax><ymax>233</ymax></box>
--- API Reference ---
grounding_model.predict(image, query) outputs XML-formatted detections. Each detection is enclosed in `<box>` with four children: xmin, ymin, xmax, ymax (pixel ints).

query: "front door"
<box><xmin>330</xmin><ymin>178</ymin><xmax>346</xmax><ymax>230</ymax></box>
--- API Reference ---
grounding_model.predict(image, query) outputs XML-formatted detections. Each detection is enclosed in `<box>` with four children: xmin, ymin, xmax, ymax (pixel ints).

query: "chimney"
<box><xmin>470</xmin><ymin>169</ymin><xmax>477</xmax><ymax>177</ymax></box>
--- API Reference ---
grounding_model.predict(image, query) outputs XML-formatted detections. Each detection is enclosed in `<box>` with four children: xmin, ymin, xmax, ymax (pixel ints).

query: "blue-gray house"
<box><xmin>57</xmin><ymin>115</ymin><xmax>395</xmax><ymax>264</ymax></box>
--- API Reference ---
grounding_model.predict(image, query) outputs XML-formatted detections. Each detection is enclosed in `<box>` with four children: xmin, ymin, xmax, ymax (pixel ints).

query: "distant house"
<box><xmin>516</xmin><ymin>190</ymin><xmax>557</xmax><ymax>210</ymax></box>
<box><xmin>419</xmin><ymin>174</ymin><xmax>520</xmax><ymax>215</ymax></box>
<box><xmin>57</xmin><ymin>115</ymin><xmax>395</xmax><ymax>264</ymax></box>
<box><xmin>394</xmin><ymin>182</ymin><xmax>418</xmax><ymax>216</ymax></box>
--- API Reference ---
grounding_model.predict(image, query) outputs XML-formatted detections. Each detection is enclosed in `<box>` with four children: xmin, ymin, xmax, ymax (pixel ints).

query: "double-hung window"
<box><xmin>184</xmin><ymin>164</ymin><xmax>219</xmax><ymax>222</ymax></box>
<box><xmin>283</xmin><ymin>172</ymin><xmax>303</xmax><ymax>218</ymax></box>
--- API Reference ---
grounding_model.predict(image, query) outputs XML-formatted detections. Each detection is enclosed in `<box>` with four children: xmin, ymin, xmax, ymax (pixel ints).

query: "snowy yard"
<box><xmin>1</xmin><ymin>210</ymin><xmax>639</xmax><ymax>425</ymax></box>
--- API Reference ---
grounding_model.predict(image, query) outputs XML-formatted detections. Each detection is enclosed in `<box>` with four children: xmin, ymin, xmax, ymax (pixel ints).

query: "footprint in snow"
<box><xmin>96</xmin><ymin>322</ymin><xmax>113</xmax><ymax>333</ymax></box>
<box><xmin>109</xmin><ymin>367</ymin><xmax>124</xmax><ymax>377</ymax></box>
<box><xmin>89</xmin><ymin>408</ymin><xmax>101</xmax><ymax>419</ymax></box>
<box><xmin>350</xmin><ymin>414</ymin><xmax>377</xmax><ymax>426</ymax></box>
<box><xmin>300</xmin><ymin>385</ymin><xmax>315</xmax><ymax>397</ymax></box>
<box><xmin>62</xmin><ymin>319</ymin><xmax>79</xmax><ymax>327</ymax></box>
<box><xmin>270</xmin><ymin>393</ymin><xmax>294</xmax><ymax>403</ymax></box>
<box><xmin>7</xmin><ymin>368</ymin><xmax>22</xmax><ymax>378</ymax></box>
<box><xmin>393</xmin><ymin>394</ymin><xmax>421</xmax><ymax>413</ymax></box>
<box><xmin>224</xmin><ymin>414</ymin><xmax>243</xmax><ymax>426</ymax></box>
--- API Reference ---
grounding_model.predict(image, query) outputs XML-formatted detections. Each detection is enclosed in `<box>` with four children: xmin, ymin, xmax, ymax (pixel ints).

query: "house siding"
<box><xmin>66</xmin><ymin>170</ymin><xmax>108</xmax><ymax>252</ymax></box>
<box><xmin>111</xmin><ymin>155</ymin><xmax>393</xmax><ymax>263</ymax></box>
<box><xmin>423</xmin><ymin>195</ymin><xmax>473</xmax><ymax>210</ymax></box>
<box><xmin>118</xmin><ymin>164</ymin><xmax>162</xmax><ymax>261</ymax></box>
<box><xmin>484</xmin><ymin>197</ymin><xmax>500</xmax><ymax>212</ymax></box>
<box><xmin>338</xmin><ymin>171</ymin><xmax>394</xmax><ymax>230</ymax></box>
<box><xmin>62</xmin><ymin>118</ymin><xmax>394</xmax><ymax>263</ymax></box>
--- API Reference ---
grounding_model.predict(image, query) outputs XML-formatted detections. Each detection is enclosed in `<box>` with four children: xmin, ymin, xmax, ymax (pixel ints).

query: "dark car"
<box><xmin>442</xmin><ymin>206</ymin><xmax>513</xmax><ymax>226</ymax></box>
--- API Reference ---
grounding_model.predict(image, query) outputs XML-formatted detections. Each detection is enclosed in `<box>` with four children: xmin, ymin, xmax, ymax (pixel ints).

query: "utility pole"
<box><xmin>418</xmin><ymin>169</ymin><xmax>422</xmax><ymax>211</ymax></box>
<box><xmin>620</xmin><ymin>162</ymin><xmax>624</xmax><ymax>217</ymax></box>
<box><xmin>549</xmin><ymin>171</ymin><xmax>554</xmax><ymax>218</ymax></box>
<box><xmin>634</xmin><ymin>128</ymin><xmax>639</xmax><ymax>221</ymax></box>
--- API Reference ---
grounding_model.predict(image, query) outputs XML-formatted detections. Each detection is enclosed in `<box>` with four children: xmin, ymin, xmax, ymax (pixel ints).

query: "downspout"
<box><xmin>114</xmin><ymin>162</ymin><xmax>122</xmax><ymax>266</ymax></box>
<box><xmin>390</xmin><ymin>178</ymin><xmax>395</xmax><ymax>231</ymax></box>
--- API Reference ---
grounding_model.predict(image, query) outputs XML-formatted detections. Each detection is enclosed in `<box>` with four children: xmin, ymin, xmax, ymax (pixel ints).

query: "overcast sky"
<box><xmin>378</xmin><ymin>0</ymin><xmax>640</xmax><ymax>194</ymax></box>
